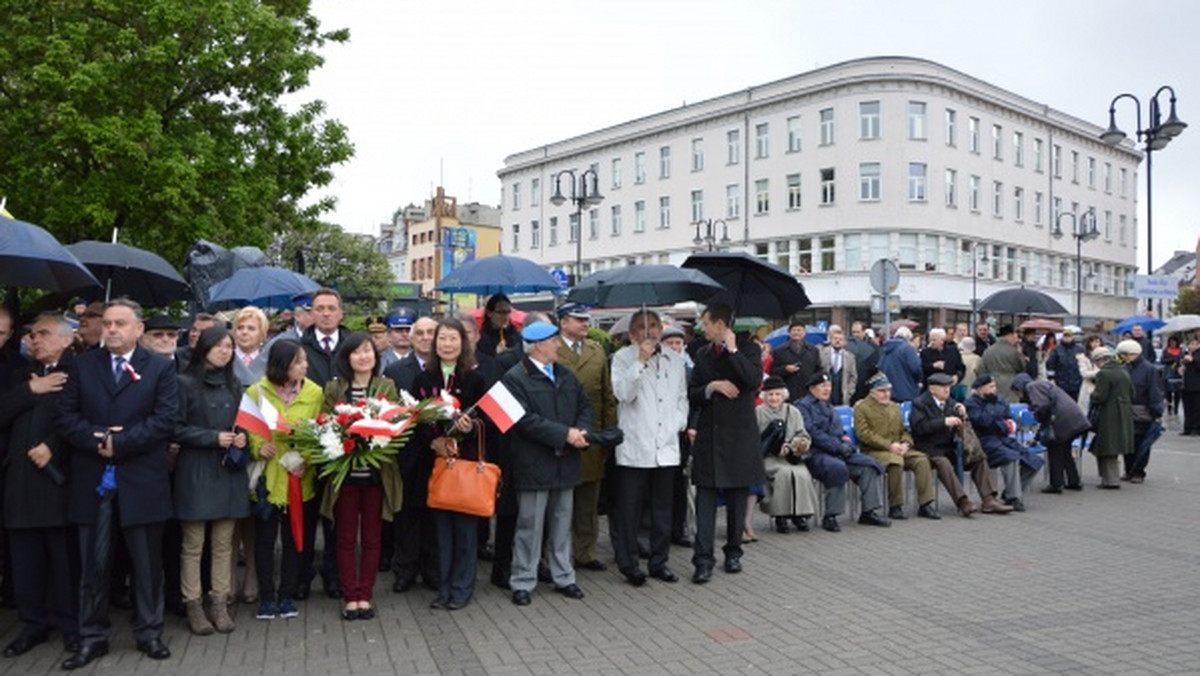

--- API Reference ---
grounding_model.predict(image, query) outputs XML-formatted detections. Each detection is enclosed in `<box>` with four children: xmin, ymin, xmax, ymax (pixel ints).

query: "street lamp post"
<box><xmin>970</xmin><ymin>241</ymin><xmax>989</xmax><ymax>329</ymax></box>
<box><xmin>550</xmin><ymin>168</ymin><xmax>604</xmax><ymax>285</ymax></box>
<box><xmin>692</xmin><ymin>218</ymin><xmax>730</xmax><ymax>251</ymax></box>
<box><xmin>1100</xmin><ymin>87</ymin><xmax>1187</xmax><ymax>314</ymax></box>
<box><xmin>1052</xmin><ymin>209</ymin><xmax>1100</xmax><ymax>328</ymax></box>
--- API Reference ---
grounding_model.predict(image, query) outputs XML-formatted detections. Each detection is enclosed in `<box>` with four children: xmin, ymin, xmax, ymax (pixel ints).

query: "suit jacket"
<box><xmin>688</xmin><ymin>337</ymin><xmax>765</xmax><ymax>488</ymax></box>
<box><xmin>770</xmin><ymin>339</ymin><xmax>820</xmax><ymax>402</ymax></box>
<box><xmin>0</xmin><ymin>354</ymin><xmax>75</xmax><ymax>529</ymax></box>
<box><xmin>818</xmin><ymin>345</ymin><xmax>857</xmax><ymax>406</ymax></box>
<box><xmin>909</xmin><ymin>390</ymin><xmax>959</xmax><ymax>458</ymax></box>
<box><xmin>300</xmin><ymin>325</ymin><xmax>351</xmax><ymax>387</ymax></box>
<box><xmin>57</xmin><ymin>345</ymin><xmax>179</xmax><ymax>527</ymax></box>
<box><xmin>556</xmin><ymin>337</ymin><xmax>617</xmax><ymax>482</ymax></box>
<box><xmin>383</xmin><ymin>352</ymin><xmax>425</xmax><ymax>397</ymax></box>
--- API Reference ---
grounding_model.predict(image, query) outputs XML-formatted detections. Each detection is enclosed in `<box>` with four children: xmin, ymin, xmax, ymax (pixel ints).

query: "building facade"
<box><xmin>402</xmin><ymin>187</ymin><xmax>501</xmax><ymax>306</ymax></box>
<box><xmin>497</xmin><ymin>57</ymin><xmax>1142</xmax><ymax>328</ymax></box>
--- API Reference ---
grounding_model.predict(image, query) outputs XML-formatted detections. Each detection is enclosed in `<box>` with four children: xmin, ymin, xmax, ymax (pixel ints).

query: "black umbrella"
<box><xmin>977</xmin><ymin>288</ymin><xmax>1068</xmax><ymax>316</ymax></box>
<box><xmin>681</xmin><ymin>251</ymin><xmax>811</xmax><ymax>319</ymax></box>
<box><xmin>0</xmin><ymin>216</ymin><xmax>100</xmax><ymax>293</ymax></box>
<box><xmin>66</xmin><ymin>240</ymin><xmax>190</xmax><ymax>306</ymax></box>
<box><xmin>566</xmin><ymin>265</ymin><xmax>724</xmax><ymax>308</ymax></box>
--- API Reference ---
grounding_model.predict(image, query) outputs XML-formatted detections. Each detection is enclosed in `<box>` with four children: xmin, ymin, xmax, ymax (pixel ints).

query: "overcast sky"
<box><xmin>303</xmin><ymin>0</ymin><xmax>1199</xmax><ymax>271</ymax></box>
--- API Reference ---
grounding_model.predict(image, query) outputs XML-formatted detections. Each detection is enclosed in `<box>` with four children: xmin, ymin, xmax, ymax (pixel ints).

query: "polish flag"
<box><xmin>476</xmin><ymin>381</ymin><xmax>526</xmax><ymax>433</ymax></box>
<box><xmin>346</xmin><ymin>415</ymin><xmax>413</xmax><ymax>439</ymax></box>
<box><xmin>236</xmin><ymin>393</ymin><xmax>292</xmax><ymax>439</ymax></box>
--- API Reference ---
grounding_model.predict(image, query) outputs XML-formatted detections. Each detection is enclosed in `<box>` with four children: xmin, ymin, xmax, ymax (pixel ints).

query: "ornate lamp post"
<box><xmin>550</xmin><ymin>168</ymin><xmax>603</xmax><ymax>285</ymax></box>
<box><xmin>1052</xmin><ymin>209</ymin><xmax>1100</xmax><ymax>328</ymax></box>
<box><xmin>692</xmin><ymin>218</ymin><xmax>730</xmax><ymax>252</ymax></box>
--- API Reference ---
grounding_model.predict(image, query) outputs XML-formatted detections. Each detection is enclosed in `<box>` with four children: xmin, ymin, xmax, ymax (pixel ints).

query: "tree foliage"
<box><xmin>268</xmin><ymin>221</ymin><xmax>392</xmax><ymax>308</ymax></box>
<box><xmin>0</xmin><ymin>0</ymin><xmax>354</xmax><ymax>266</ymax></box>
<box><xmin>1173</xmin><ymin>285</ymin><xmax>1200</xmax><ymax>316</ymax></box>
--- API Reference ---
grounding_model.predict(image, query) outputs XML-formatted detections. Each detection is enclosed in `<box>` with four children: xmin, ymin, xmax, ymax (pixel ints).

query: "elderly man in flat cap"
<box><xmin>965</xmin><ymin>374</ymin><xmax>1042</xmax><ymax>511</ymax></box>
<box><xmin>1117</xmin><ymin>339</ymin><xmax>1164</xmax><ymax>483</ymax></box>
<box><xmin>852</xmin><ymin>373</ymin><xmax>938</xmax><ymax>520</ymax></box>
<box><xmin>502</xmin><ymin>321</ymin><xmax>593</xmax><ymax>606</ymax></box>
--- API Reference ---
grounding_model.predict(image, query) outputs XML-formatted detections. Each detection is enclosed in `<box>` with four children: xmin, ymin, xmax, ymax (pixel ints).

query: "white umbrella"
<box><xmin>1156</xmin><ymin>314</ymin><xmax>1200</xmax><ymax>334</ymax></box>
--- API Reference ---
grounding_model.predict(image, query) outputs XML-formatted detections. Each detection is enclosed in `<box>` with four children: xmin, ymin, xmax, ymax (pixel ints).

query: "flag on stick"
<box><xmin>475</xmin><ymin>381</ymin><xmax>526</xmax><ymax>433</ymax></box>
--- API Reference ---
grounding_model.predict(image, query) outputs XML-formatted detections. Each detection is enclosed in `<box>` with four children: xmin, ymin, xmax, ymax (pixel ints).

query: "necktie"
<box><xmin>113</xmin><ymin>356</ymin><xmax>126</xmax><ymax>384</ymax></box>
<box><xmin>242</xmin><ymin>353</ymin><xmax>253</xmax><ymax>366</ymax></box>
<box><xmin>323</xmin><ymin>336</ymin><xmax>333</xmax><ymax>355</ymax></box>
<box><xmin>713</xmin><ymin>344</ymin><xmax>723</xmax><ymax>357</ymax></box>
<box><xmin>574</xmin><ymin>342</ymin><xmax>582</xmax><ymax>356</ymax></box>
<box><xmin>543</xmin><ymin>364</ymin><xmax>555</xmax><ymax>382</ymax></box>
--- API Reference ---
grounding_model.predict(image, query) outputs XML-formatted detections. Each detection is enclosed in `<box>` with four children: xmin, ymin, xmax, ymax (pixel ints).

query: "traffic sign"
<box><xmin>550</xmin><ymin>268</ymin><xmax>569</xmax><ymax>288</ymax></box>
<box><xmin>870</xmin><ymin>259</ymin><xmax>900</xmax><ymax>294</ymax></box>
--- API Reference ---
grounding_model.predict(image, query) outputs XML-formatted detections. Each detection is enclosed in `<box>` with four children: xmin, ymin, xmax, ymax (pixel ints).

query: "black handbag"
<box><xmin>1035</xmin><ymin>394</ymin><xmax>1057</xmax><ymax>445</ymax></box>
<box><xmin>760</xmin><ymin>419</ymin><xmax>787</xmax><ymax>458</ymax></box>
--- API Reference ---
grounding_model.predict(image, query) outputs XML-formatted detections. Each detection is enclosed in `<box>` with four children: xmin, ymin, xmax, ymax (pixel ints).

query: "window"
<box><xmin>1014</xmin><ymin>186</ymin><xmax>1024</xmax><ymax>221</ymax></box>
<box><xmin>1013</xmin><ymin>131</ymin><xmax>1024</xmax><ymax>166</ymax></box>
<box><xmin>1119</xmin><ymin>214</ymin><xmax>1128</xmax><ymax>245</ymax></box>
<box><xmin>993</xmin><ymin>181</ymin><xmax>1003</xmax><ymax>217</ymax></box>
<box><xmin>588</xmin><ymin>209</ymin><xmax>599</xmax><ymax>240</ymax></box>
<box><xmin>787</xmin><ymin>115</ymin><xmax>802</xmax><ymax>152</ymax></box>
<box><xmin>945</xmin><ymin>108</ymin><xmax>957</xmax><ymax>146</ymax></box>
<box><xmin>908</xmin><ymin>101</ymin><xmax>927</xmax><ymax>140</ymax></box>
<box><xmin>859</xmin><ymin>101</ymin><xmax>880</xmax><ymax>140</ymax></box>
<box><xmin>992</xmin><ymin>124</ymin><xmax>1003</xmax><ymax>160</ymax></box>
<box><xmin>786</xmin><ymin>173</ymin><xmax>801</xmax><ymax>209</ymax></box>
<box><xmin>1034</xmin><ymin>138</ymin><xmax>1045</xmax><ymax>173</ymax></box>
<box><xmin>609</xmin><ymin>207</ymin><xmax>621</xmax><ymax>236</ymax></box>
<box><xmin>859</xmin><ymin>163</ymin><xmax>880</xmax><ymax>201</ymax></box>
<box><xmin>869</xmin><ymin>232</ymin><xmax>889</xmax><ymax>264</ymax></box>
<box><xmin>908</xmin><ymin>163</ymin><xmax>927</xmax><ymax>201</ymax></box>
<box><xmin>820</xmin><ymin>168</ymin><xmax>835</xmax><ymax>204</ymax></box>
<box><xmin>755</xmin><ymin>123</ymin><xmax>769</xmax><ymax>158</ymax></box>
<box><xmin>530</xmin><ymin>178</ymin><xmax>540</xmax><ymax>205</ymax></box>
<box><xmin>549</xmin><ymin>216</ymin><xmax>559</xmax><ymax>246</ymax></box>
<box><xmin>1087</xmin><ymin>157</ymin><xmax>1096</xmax><ymax>189</ymax></box>
<box><xmin>969</xmin><ymin>175</ymin><xmax>981</xmax><ymax>211</ymax></box>
<box><xmin>820</xmin><ymin>236</ymin><xmax>836</xmax><ymax>272</ymax></box>
<box><xmin>898</xmin><ymin>233</ymin><xmax>917</xmax><ymax>270</ymax></box>
<box><xmin>1104</xmin><ymin>162</ymin><xmax>1112</xmax><ymax>193</ymax></box>
<box><xmin>727</xmin><ymin>129</ymin><xmax>741</xmax><ymax>165</ymax></box>
<box><xmin>924</xmin><ymin>235</ymin><xmax>940</xmax><ymax>272</ymax></box>
<box><xmin>634</xmin><ymin>152</ymin><xmax>646</xmax><ymax>184</ymax></box>
<box><xmin>531</xmin><ymin>220</ymin><xmax>540</xmax><ymax>248</ymax></box>
<box><xmin>968</xmin><ymin>116</ymin><xmax>980</xmax><ymax>153</ymax></box>
<box><xmin>1070</xmin><ymin>150</ymin><xmax>1079</xmax><ymax>183</ymax></box>
<box><xmin>568</xmin><ymin>212</ymin><xmax>579</xmax><ymax>243</ymax></box>
<box><xmin>726</xmin><ymin>184</ymin><xmax>740</xmax><ymax>219</ymax></box>
<box><xmin>691</xmin><ymin>190</ymin><xmax>704</xmax><ymax>222</ymax></box>
<box><xmin>1119</xmin><ymin>168</ymin><xmax>1128</xmax><ymax>197</ymax></box>
<box><xmin>691</xmin><ymin>138</ymin><xmax>704</xmax><ymax>172</ymax></box>
<box><xmin>511</xmin><ymin>224</ymin><xmax>519</xmax><ymax>251</ymax></box>
<box><xmin>512</xmin><ymin>183</ymin><xmax>521</xmax><ymax>210</ymax></box>
<box><xmin>797</xmin><ymin>238</ymin><xmax>812</xmax><ymax>273</ymax></box>
<box><xmin>844</xmin><ymin>233</ymin><xmax>862</xmax><ymax>271</ymax></box>
<box><xmin>755</xmin><ymin>179</ymin><xmax>770</xmax><ymax>214</ymax></box>
<box><xmin>611</xmin><ymin>158</ymin><xmax>622</xmax><ymax>189</ymax></box>
<box><xmin>658</xmin><ymin>196</ymin><xmax>670</xmax><ymax>229</ymax></box>
<box><xmin>775</xmin><ymin>240</ymin><xmax>791</xmax><ymax>271</ymax></box>
<box><xmin>945</xmin><ymin>169</ymin><xmax>957</xmax><ymax>207</ymax></box>
<box><xmin>659</xmin><ymin>146</ymin><xmax>671</xmax><ymax>179</ymax></box>
<box><xmin>820</xmin><ymin>108</ymin><xmax>835</xmax><ymax>145</ymax></box>
<box><xmin>1053</xmin><ymin>196</ymin><xmax>1062</xmax><ymax>219</ymax></box>
<box><xmin>633</xmin><ymin>201</ymin><xmax>646</xmax><ymax>233</ymax></box>
<box><xmin>1104</xmin><ymin>210</ymin><xmax>1112</xmax><ymax>241</ymax></box>
<box><xmin>1052</xmin><ymin>144</ymin><xmax>1061</xmax><ymax>178</ymax></box>
<box><xmin>1034</xmin><ymin>192</ymin><xmax>1044</xmax><ymax>226</ymax></box>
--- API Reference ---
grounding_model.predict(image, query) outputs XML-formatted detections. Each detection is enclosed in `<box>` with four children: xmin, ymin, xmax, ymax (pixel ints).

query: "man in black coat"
<box><xmin>770</xmin><ymin>319</ymin><xmax>820</xmax><ymax>402</ymax></box>
<box><xmin>973</xmin><ymin>321</ymin><xmax>996</xmax><ymax>358</ymax></box>
<box><xmin>57</xmin><ymin>299</ymin><xmax>179</xmax><ymax>668</ymax></box>
<box><xmin>920</xmin><ymin>328</ymin><xmax>965</xmax><ymax>389</ymax></box>
<box><xmin>847</xmin><ymin>321</ymin><xmax>880</xmax><ymax>404</ymax></box>
<box><xmin>0</xmin><ymin>314</ymin><xmax>78</xmax><ymax>657</ymax></box>
<box><xmin>1118</xmin><ymin>339</ymin><xmax>1165</xmax><ymax>483</ymax></box>
<box><xmin>688</xmin><ymin>304</ymin><xmax>764</xmax><ymax>584</ymax></box>
<box><xmin>1045</xmin><ymin>328</ymin><xmax>1084</xmax><ymax>402</ymax></box>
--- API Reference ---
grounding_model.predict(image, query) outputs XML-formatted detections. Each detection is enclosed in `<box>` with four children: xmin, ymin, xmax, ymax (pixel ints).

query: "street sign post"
<box><xmin>870</xmin><ymin>259</ymin><xmax>900</xmax><ymax>336</ymax></box>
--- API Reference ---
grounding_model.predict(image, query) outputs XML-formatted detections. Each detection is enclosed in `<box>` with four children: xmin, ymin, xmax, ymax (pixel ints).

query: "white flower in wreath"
<box><xmin>397</xmin><ymin>389</ymin><xmax>418</xmax><ymax>407</ymax></box>
<box><xmin>319</xmin><ymin>429</ymin><xmax>343</xmax><ymax>459</ymax></box>
<box><xmin>368</xmin><ymin>435</ymin><xmax>391</xmax><ymax>450</ymax></box>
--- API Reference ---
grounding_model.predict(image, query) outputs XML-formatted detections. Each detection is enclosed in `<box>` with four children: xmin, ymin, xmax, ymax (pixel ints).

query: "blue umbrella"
<box><xmin>435</xmin><ymin>255</ymin><xmax>562</xmax><ymax>295</ymax></box>
<box><xmin>1111</xmin><ymin>315</ymin><xmax>1166</xmax><ymax>335</ymax></box>
<box><xmin>765</xmin><ymin>326</ymin><xmax>826</xmax><ymax>349</ymax></box>
<box><xmin>0</xmin><ymin>215</ymin><xmax>100</xmax><ymax>292</ymax></box>
<box><xmin>208</xmin><ymin>266</ymin><xmax>320</xmax><ymax>309</ymax></box>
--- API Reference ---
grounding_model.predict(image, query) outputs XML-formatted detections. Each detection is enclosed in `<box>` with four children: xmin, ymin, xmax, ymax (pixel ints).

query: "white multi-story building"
<box><xmin>497</xmin><ymin>56</ymin><xmax>1142</xmax><ymax>328</ymax></box>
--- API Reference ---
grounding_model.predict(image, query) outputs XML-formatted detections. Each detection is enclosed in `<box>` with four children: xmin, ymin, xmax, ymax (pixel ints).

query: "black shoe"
<box><xmin>323</xmin><ymin>580</ymin><xmax>342</xmax><ymax>599</ymax></box>
<box><xmin>490</xmin><ymin>573</ymin><xmax>511</xmax><ymax>590</ymax></box>
<box><xmin>1099</xmin><ymin>484</ymin><xmax>1121</xmax><ymax>490</ymax></box>
<box><xmin>4</xmin><ymin>632</ymin><xmax>47</xmax><ymax>658</ymax></box>
<box><xmin>511</xmin><ymin>590</ymin><xmax>531</xmax><ymax>606</ymax></box>
<box><xmin>821</xmin><ymin>515</ymin><xmax>841</xmax><ymax>532</ymax></box>
<box><xmin>1005</xmin><ymin>497</ymin><xmax>1026</xmax><ymax>512</ymax></box>
<box><xmin>136</xmin><ymin>638</ymin><xmax>170</xmax><ymax>660</ymax></box>
<box><xmin>64</xmin><ymin>637</ymin><xmax>81</xmax><ymax>654</ymax></box>
<box><xmin>649</xmin><ymin>567</ymin><xmax>679</xmax><ymax>583</ymax></box>
<box><xmin>791</xmin><ymin>516</ymin><xmax>811</xmax><ymax>532</ymax></box>
<box><xmin>62</xmin><ymin>642</ymin><xmax>108</xmax><ymax>670</ymax></box>
<box><xmin>576</xmin><ymin>559</ymin><xmax>608</xmax><ymax>572</ymax></box>
<box><xmin>888</xmin><ymin>506</ymin><xmax>907</xmax><ymax>520</ymax></box>
<box><xmin>477</xmin><ymin>543</ymin><xmax>495</xmax><ymax>561</ymax></box>
<box><xmin>858</xmin><ymin>510</ymin><xmax>892</xmax><ymax>527</ymax></box>
<box><xmin>671</xmin><ymin>537</ymin><xmax>692</xmax><ymax>548</ymax></box>
<box><xmin>444</xmin><ymin>600</ymin><xmax>466</xmax><ymax>611</ymax></box>
<box><xmin>917</xmin><ymin>503</ymin><xmax>941</xmax><ymax>520</ymax></box>
<box><xmin>622</xmin><ymin>569</ymin><xmax>647</xmax><ymax>587</ymax></box>
<box><xmin>1041</xmin><ymin>486</ymin><xmax>1063</xmax><ymax>494</ymax></box>
<box><xmin>723</xmin><ymin>557</ymin><xmax>742</xmax><ymax>574</ymax></box>
<box><xmin>554</xmin><ymin>583</ymin><xmax>585</xmax><ymax>600</ymax></box>
<box><xmin>773</xmin><ymin>517</ymin><xmax>791</xmax><ymax>534</ymax></box>
<box><xmin>1065</xmin><ymin>483</ymin><xmax>1083</xmax><ymax>491</ymax></box>
<box><xmin>537</xmin><ymin>565</ymin><xmax>552</xmax><ymax>583</ymax></box>
<box><xmin>692</xmin><ymin>565</ymin><xmax>713</xmax><ymax>584</ymax></box>
<box><xmin>356</xmin><ymin>606</ymin><xmax>375</xmax><ymax>620</ymax></box>
<box><xmin>344</xmin><ymin>606</ymin><xmax>361</xmax><ymax>619</ymax></box>
<box><xmin>392</xmin><ymin>577</ymin><xmax>415</xmax><ymax>593</ymax></box>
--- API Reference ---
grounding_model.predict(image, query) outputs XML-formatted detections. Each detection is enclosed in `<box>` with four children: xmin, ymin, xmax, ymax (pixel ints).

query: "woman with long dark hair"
<box><xmin>475</xmin><ymin>293</ymin><xmax>523</xmax><ymax>357</ymax></box>
<box><xmin>414</xmin><ymin>318</ymin><xmax>486</xmax><ymax>610</ymax></box>
<box><xmin>173</xmin><ymin>326</ymin><xmax>250</xmax><ymax>634</ymax></box>
<box><xmin>320</xmin><ymin>333</ymin><xmax>402</xmax><ymax>621</ymax></box>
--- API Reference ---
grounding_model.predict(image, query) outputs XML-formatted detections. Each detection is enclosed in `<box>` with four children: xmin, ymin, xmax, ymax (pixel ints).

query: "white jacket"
<box><xmin>611</xmin><ymin>343</ymin><xmax>689</xmax><ymax>467</ymax></box>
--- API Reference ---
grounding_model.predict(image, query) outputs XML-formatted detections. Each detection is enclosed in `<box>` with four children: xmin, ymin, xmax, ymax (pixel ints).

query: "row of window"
<box><xmin>507</xmin><ymin>102</ymin><xmax>1131</xmax><ymax>211</ymax></box>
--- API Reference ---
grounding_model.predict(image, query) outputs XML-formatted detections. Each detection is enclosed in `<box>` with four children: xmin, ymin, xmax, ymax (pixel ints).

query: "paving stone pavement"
<box><xmin>1</xmin><ymin>428</ymin><xmax>1197</xmax><ymax>675</ymax></box>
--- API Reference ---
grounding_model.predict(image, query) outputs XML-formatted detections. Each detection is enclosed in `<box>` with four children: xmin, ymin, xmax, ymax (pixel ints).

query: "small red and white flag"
<box><xmin>236</xmin><ymin>393</ymin><xmax>293</xmax><ymax>439</ymax></box>
<box><xmin>347</xmin><ymin>415</ymin><xmax>414</xmax><ymax>439</ymax></box>
<box><xmin>476</xmin><ymin>381</ymin><xmax>526</xmax><ymax>433</ymax></box>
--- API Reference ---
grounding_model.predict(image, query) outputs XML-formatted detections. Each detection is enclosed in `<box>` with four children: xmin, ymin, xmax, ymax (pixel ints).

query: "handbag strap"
<box><xmin>472</xmin><ymin>418</ymin><xmax>487</xmax><ymax>463</ymax></box>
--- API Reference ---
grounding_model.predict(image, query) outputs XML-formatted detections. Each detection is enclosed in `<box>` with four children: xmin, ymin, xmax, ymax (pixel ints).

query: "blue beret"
<box><xmin>521</xmin><ymin>321</ymin><xmax>559</xmax><ymax>343</ymax></box>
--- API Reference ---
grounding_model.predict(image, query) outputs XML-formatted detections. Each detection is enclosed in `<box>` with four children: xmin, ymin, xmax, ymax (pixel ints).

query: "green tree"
<box><xmin>268</xmin><ymin>221</ymin><xmax>393</xmax><ymax>309</ymax></box>
<box><xmin>1173</xmin><ymin>285</ymin><xmax>1200</xmax><ymax>316</ymax></box>
<box><xmin>0</xmin><ymin>0</ymin><xmax>353</xmax><ymax>265</ymax></box>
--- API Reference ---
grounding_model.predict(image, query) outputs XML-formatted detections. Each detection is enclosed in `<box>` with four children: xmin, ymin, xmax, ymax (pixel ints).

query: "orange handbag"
<box><xmin>426</xmin><ymin>421</ymin><xmax>501</xmax><ymax>518</ymax></box>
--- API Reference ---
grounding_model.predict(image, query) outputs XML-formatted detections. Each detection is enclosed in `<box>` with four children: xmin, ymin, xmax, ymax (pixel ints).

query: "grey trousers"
<box><xmin>823</xmin><ymin>464</ymin><xmax>885</xmax><ymax>517</ymax></box>
<box><xmin>1097</xmin><ymin>456</ymin><xmax>1122</xmax><ymax>486</ymax></box>
<box><xmin>997</xmin><ymin>460</ymin><xmax>1024</xmax><ymax>500</ymax></box>
<box><xmin>510</xmin><ymin>489</ymin><xmax>575</xmax><ymax>592</ymax></box>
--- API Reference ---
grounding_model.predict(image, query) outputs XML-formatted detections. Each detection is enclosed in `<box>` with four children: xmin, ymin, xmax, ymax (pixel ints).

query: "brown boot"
<box><xmin>956</xmin><ymin>496</ymin><xmax>978</xmax><ymax>517</ymax></box>
<box><xmin>980</xmin><ymin>495</ymin><xmax>1014</xmax><ymax>514</ymax></box>
<box><xmin>185</xmin><ymin>598</ymin><xmax>214</xmax><ymax>635</ymax></box>
<box><xmin>207</xmin><ymin>592</ymin><xmax>235</xmax><ymax>634</ymax></box>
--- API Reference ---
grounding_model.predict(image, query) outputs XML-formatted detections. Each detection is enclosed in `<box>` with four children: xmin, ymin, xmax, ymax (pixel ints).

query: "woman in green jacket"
<box><xmin>247</xmin><ymin>339</ymin><xmax>322</xmax><ymax>621</ymax></box>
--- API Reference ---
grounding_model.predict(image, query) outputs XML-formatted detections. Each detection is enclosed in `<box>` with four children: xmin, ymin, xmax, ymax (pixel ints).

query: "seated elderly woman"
<box><xmin>755</xmin><ymin>377</ymin><xmax>818</xmax><ymax>534</ymax></box>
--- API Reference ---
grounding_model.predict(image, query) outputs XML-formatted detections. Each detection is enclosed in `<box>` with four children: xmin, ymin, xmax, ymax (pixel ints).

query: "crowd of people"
<box><xmin>0</xmin><ymin>292</ymin><xmax>1196</xmax><ymax>669</ymax></box>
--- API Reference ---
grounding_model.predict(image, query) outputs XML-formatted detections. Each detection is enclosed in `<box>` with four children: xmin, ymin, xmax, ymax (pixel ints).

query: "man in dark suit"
<box><xmin>0</xmin><ymin>313</ymin><xmax>78</xmax><ymax>657</ymax></box>
<box><xmin>770</xmin><ymin>319</ymin><xmax>820</xmax><ymax>402</ymax></box>
<box><xmin>688</xmin><ymin>304</ymin><xmax>764</xmax><ymax>584</ymax></box>
<box><xmin>57</xmin><ymin>299</ymin><xmax>179</xmax><ymax>669</ymax></box>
